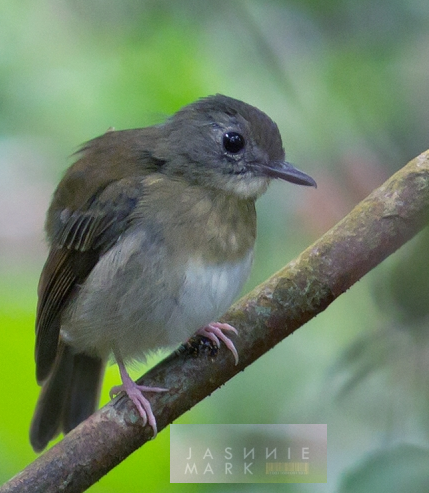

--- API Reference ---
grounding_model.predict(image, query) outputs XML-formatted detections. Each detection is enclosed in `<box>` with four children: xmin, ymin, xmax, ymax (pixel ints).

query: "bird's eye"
<box><xmin>223</xmin><ymin>132</ymin><xmax>245</xmax><ymax>154</ymax></box>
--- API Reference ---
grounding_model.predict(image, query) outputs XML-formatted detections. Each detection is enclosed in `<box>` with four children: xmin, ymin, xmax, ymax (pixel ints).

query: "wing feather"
<box><xmin>35</xmin><ymin>177</ymin><xmax>144</xmax><ymax>382</ymax></box>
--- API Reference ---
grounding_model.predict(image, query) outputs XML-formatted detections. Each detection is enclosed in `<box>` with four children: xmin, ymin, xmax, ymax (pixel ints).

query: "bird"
<box><xmin>30</xmin><ymin>94</ymin><xmax>316</xmax><ymax>452</ymax></box>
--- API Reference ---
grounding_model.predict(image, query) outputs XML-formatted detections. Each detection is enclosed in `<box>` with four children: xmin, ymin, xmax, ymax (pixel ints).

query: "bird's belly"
<box><xmin>175</xmin><ymin>252</ymin><xmax>253</xmax><ymax>336</ymax></box>
<box><xmin>62</xmin><ymin>245</ymin><xmax>253</xmax><ymax>362</ymax></box>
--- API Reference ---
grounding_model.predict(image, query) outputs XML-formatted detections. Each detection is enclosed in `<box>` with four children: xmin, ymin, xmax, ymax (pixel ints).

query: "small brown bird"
<box><xmin>30</xmin><ymin>94</ymin><xmax>316</xmax><ymax>451</ymax></box>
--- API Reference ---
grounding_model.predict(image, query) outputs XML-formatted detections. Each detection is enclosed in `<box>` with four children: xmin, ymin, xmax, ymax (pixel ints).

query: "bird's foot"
<box><xmin>110</xmin><ymin>360</ymin><xmax>167</xmax><ymax>437</ymax></box>
<box><xmin>196</xmin><ymin>322</ymin><xmax>239</xmax><ymax>365</ymax></box>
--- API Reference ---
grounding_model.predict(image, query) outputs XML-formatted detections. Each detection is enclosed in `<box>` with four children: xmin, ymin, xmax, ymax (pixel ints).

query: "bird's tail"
<box><xmin>30</xmin><ymin>341</ymin><xmax>104</xmax><ymax>452</ymax></box>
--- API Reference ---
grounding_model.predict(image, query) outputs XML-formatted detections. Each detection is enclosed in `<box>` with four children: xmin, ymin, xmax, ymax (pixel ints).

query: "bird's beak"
<box><xmin>258</xmin><ymin>161</ymin><xmax>317</xmax><ymax>187</ymax></box>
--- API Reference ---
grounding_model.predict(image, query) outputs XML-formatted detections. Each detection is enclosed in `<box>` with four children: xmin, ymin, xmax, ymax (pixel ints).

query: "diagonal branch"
<box><xmin>3</xmin><ymin>150</ymin><xmax>429</xmax><ymax>493</ymax></box>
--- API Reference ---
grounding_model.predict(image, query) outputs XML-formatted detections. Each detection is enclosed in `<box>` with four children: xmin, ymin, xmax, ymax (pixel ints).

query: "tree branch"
<box><xmin>3</xmin><ymin>150</ymin><xmax>429</xmax><ymax>493</ymax></box>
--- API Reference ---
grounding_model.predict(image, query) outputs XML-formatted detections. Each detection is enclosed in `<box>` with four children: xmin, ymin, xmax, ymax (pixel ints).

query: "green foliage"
<box><xmin>339</xmin><ymin>445</ymin><xmax>429</xmax><ymax>493</ymax></box>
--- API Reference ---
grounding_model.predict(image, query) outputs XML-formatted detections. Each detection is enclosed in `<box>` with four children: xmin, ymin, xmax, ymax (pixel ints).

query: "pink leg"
<box><xmin>109</xmin><ymin>357</ymin><xmax>167</xmax><ymax>437</ymax></box>
<box><xmin>196</xmin><ymin>322</ymin><xmax>239</xmax><ymax>365</ymax></box>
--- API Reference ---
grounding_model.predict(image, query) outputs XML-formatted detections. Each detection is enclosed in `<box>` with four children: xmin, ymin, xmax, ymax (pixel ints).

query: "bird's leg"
<box><xmin>195</xmin><ymin>322</ymin><xmax>239</xmax><ymax>365</ymax></box>
<box><xmin>109</xmin><ymin>354</ymin><xmax>168</xmax><ymax>437</ymax></box>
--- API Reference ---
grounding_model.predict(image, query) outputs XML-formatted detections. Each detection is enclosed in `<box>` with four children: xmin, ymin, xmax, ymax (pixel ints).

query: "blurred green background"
<box><xmin>1</xmin><ymin>0</ymin><xmax>429</xmax><ymax>491</ymax></box>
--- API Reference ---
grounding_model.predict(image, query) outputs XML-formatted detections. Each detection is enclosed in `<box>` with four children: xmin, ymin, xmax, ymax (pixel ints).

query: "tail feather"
<box><xmin>30</xmin><ymin>341</ymin><xmax>104</xmax><ymax>452</ymax></box>
<box><xmin>63</xmin><ymin>352</ymin><xmax>104</xmax><ymax>434</ymax></box>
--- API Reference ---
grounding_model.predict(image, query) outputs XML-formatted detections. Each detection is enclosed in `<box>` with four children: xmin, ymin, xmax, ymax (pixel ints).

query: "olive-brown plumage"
<box><xmin>30</xmin><ymin>94</ymin><xmax>315</xmax><ymax>452</ymax></box>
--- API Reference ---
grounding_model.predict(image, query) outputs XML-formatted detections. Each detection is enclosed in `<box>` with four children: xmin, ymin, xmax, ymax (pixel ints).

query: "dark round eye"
<box><xmin>223</xmin><ymin>132</ymin><xmax>245</xmax><ymax>154</ymax></box>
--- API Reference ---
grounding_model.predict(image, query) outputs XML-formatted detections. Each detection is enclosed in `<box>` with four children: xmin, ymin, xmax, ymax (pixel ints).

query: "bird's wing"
<box><xmin>35</xmin><ymin>177</ymin><xmax>145</xmax><ymax>383</ymax></box>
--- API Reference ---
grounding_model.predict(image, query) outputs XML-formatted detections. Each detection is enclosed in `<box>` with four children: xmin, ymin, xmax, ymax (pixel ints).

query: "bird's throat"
<box><xmin>137</xmin><ymin>175</ymin><xmax>258</xmax><ymax>263</ymax></box>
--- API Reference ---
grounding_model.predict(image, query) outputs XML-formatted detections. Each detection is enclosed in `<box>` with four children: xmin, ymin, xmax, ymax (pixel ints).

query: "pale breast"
<box><xmin>169</xmin><ymin>250</ymin><xmax>254</xmax><ymax>339</ymax></box>
<box><xmin>61</xmin><ymin>181</ymin><xmax>256</xmax><ymax>362</ymax></box>
<box><xmin>61</xmin><ymin>226</ymin><xmax>253</xmax><ymax>362</ymax></box>
<box><xmin>112</xmin><ymin>250</ymin><xmax>254</xmax><ymax>359</ymax></box>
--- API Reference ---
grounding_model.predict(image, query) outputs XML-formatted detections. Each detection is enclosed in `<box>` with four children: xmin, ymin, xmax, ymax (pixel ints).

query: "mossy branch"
<box><xmin>3</xmin><ymin>150</ymin><xmax>429</xmax><ymax>493</ymax></box>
